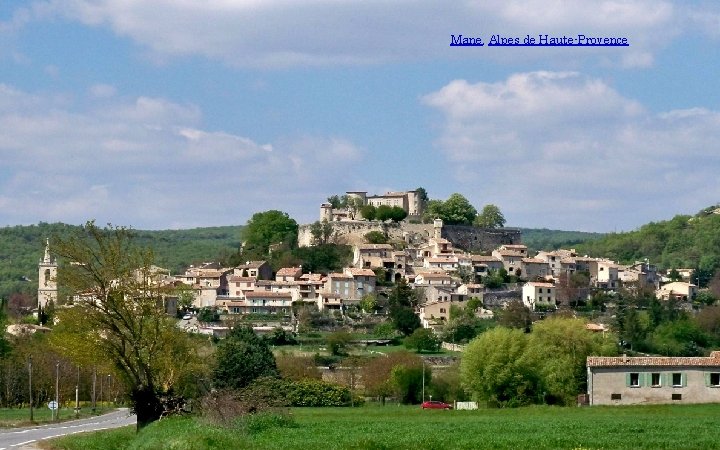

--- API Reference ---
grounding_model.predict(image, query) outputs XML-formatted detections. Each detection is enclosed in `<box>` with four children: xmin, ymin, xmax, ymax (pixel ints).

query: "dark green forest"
<box><xmin>575</xmin><ymin>207</ymin><xmax>720</xmax><ymax>284</ymax></box>
<box><xmin>520</xmin><ymin>228</ymin><xmax>605</xmax><ymax>253</ymax></box>
<box><xmin>0</xmin><ymin>222</ymin><xmax>244</xmax><ymax>301</ymax></box>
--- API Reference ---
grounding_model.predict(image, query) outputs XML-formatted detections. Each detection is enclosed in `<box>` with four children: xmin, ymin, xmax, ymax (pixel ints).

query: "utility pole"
<box><xmin>54</xmin><ymin>362</ymin><xmax>59</xmax><ymax>421</ymax></box>
<box><xmin>75</xmin><ymin>366</ymin><xmax>80</xmax><ymax>418</ymax></box>
<box><xmin>92</xmin><ymin>367</ymin><xmax>96</xmax><ymax>413</ymax></box>
<box><xmin>28</xmin><ymin>355</ymin><xmax>33</xmax><ymax>422</ymax></box>
<box><xmin>422</xmin><ymin>359</ymin><xmax>425</xmax><ymax>402</ymax></box>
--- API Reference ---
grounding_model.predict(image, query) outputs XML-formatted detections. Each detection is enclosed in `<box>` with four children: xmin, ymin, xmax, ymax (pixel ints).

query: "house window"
<box><xmin>710</xmin><ymin>373</ymin><xmax>720</xmax><ymax>386</ymax></box>
<box><xmin>672</xmin><ymin>393</ymin><xmax>682</xmax><ymax>401</ymax></box>
<box><xmin>672</xmin><ymin>373</ymin><xmax>683</xmax><ymax>387</ymax></box>
<box><xmin>629</xmin><ymin>373</ymin><xmax>640</xmax><ymax>387</ymax></box>
<box><xmin>440</xmin><ymin>308</ymin><xmax>446</xmax><ymax>313</ymax></box>
<box><xmin>651</xmin><ymin>373</ymin><xmax>661</xmax><ymax>387</ymax></box>
<box><xmin>610</xmin><ymin>393</ymin><xmax>621</xmax><ymax>400</ymax></box>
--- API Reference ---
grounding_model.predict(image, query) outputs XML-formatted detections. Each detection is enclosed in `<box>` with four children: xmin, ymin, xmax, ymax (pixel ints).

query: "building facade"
<box><xmin>587</xmin><ymin>352</ymin><xmax>720</xmax><ymax>405</ymax></box>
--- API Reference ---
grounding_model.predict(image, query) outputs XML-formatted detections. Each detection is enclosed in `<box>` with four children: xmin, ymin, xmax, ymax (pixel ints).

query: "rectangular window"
<box><xmin>672</xmin><ymin>373</ymin><xmax>682</xmax><ymax>387</ymax></box>
<box><xmin>611</xmin><ymin>393</ymin><xmax>621</xmax><ymax>400</ymax></box>
<box><xmin>651</xmin><ymin>373</ymin><xmax>661</xmax><ymax>387</ymax></box>
<box><xmin>630</xmin><ymin>373</ymin><xmax>640</xmax><ymax>387</ymax></box>
<box><xmin>711</xmin><ymin>373</ymin><xmax>720</xmax><ymax>386</ymax></box>
<box><xmin>672</xmin><ymin>393</ymin><xmax>682</xmax><ymax>401</ymax></box>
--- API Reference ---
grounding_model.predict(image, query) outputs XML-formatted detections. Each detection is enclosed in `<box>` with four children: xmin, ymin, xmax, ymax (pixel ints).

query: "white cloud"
<box><xmin>422</xmin><ymin>71</ymin><xmax>720</xmax><ymax>231</ymax></box>
<box><xmin>0</xmin><ymin>85</ymin><xmax>365</xmax><ymax>228</ymax></box>
<box><xmin>16</xmin><ymin>0</ymin><xmax>686</xmax><ymax>69</ymax></box>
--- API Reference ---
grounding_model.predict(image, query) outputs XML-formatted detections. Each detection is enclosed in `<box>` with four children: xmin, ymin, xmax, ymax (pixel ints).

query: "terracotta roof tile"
<box><xmin>588</xmin><ymin>352</ymin><xmax>720</xmax><ymax>367</ymax></box>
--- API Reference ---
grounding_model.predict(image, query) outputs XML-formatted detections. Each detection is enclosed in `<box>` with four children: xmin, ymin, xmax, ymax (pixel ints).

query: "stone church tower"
<box><xmin>38</xmin><ymin>238</ymin><xmax>57</xmax><ymax>309</ymax></box>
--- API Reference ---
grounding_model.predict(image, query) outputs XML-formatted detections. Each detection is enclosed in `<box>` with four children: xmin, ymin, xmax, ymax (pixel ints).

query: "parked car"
<box><xmin>421</xmin><ymin>400</ymin><xmax>452</xmax><ymax>410</ymax></box>
<box><xmin>182</xmin><ymin>313</ymin><xmax>192</xmax><ymax>320</ymax></box>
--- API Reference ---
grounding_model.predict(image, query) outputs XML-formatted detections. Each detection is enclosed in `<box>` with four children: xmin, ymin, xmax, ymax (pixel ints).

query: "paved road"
<box><xmin>0</xmin><ymin>408</ymin><xmax>136</xmax><ymax>449</ymax></box>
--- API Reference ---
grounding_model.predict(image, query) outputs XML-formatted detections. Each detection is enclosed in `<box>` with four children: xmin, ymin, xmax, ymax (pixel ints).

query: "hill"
<box><xmin>0</xmin><ymin>222</ymin><xmax>244</xmax><ymax>301</ymax></box>
<box><xmin>519</xmin><ymin>228</ymin><xmax>604</xmax><ymax>253</ymax></box>
<box><xmin>574</xmin><ymin>206</ymin><xmax>720</xmax><ymax>283</ymax></box>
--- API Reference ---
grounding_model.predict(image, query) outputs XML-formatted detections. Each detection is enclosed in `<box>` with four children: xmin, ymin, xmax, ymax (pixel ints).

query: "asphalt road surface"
<box><xmin>0</xmin><ymin>408</ymin><xmax>136</xmax><ymax>449</ymax></box>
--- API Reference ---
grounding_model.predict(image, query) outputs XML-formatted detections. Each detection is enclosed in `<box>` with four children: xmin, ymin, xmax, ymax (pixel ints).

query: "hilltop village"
<box><xmin>22</xmin><ymin>190</ymin><xmax>720</xmax><ymax>415</ymax></box>
<box><xmin>36</xmin><ymin>189</ymin><xmax>698</xmax><ymax>333</ymax></box>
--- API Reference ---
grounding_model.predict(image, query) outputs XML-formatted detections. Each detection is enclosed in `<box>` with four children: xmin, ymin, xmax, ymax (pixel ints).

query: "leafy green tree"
<box><xmin>50</xmin><ymin>221</ymin><xmax>202</xmax><ymax>429</ymax></box>
<box><xmin>213</xmin><ymin>325</ymin><xmax>279</xmax><ymax>390</ymax></box>
<box><xmin>422</xmin><ymin>199</ymin><xmax>445</xmax><ymax>223</ymax></box>
<box><xmin>373</xmin><ymin>322</ymin><xmax>397</xmax><ymax>339</ymax></box>
<box><xmin>404</xmin><ymin>328</ymin><xmax>440</xmax><ymax>352</ymax></box>
<box><xmin>291</xmin><ymin>244</ymin><xmax>352</xmax><ymax>273</ymax></box>
<box><xmin>327</xmin><ymin>195</ymin><xmax>346</xmax><ymax>209</ymax></box>
<box><xmin>310</xmin><ymin>220</ymin><xmax>334</xmax><ymax>245</ymax></box>
<box><xmin>497</xmin><ymin>300</ymin><xmax>532</xmax><ymax>332</ymax></box>
<box><xmin>388</xmin><ymin>279</ymin><xmax>417</xmax><ymax>308</ymax></box>
<box><xmin>391</xmin><ymin>362</ymin><xmax>429</xmax><ymax>404</ymax></box>
<box><xmin>197</xmin><ymin>306</ymin><xmax>220</xmax><ymax>323</ymax></box>
<box><xmin>375</xmin><ymin>205</ymin><xmax>394</xmax><ymax>221</ymax></box>
<box><xmin>326</xmin><ymin>330</ymin><xmax>353</xmax><ymax>356</ymax></box>
<box><xmin>474</xmin><ymin>204</ymin><xmax>506</xmax><ymax>228</ymax></box>
<box><xmin>391</xmin><ymin>306</ymin><xmax>421</xmax><ymax>336</ymax></box>
<box><xmin>442</xmin><ymin>314</ymin><xmax>494</xmax><ymax>344</ymax></box>
<box><xmin>646</xmin><ymin>319</ymin><xmax>709</xmax><ymax>356</ymax></box>
<box><xmin>360</xmin><ymin>204</ymin><xmax>377</xmax><ymax>221</ymax></box>
<box><xmin>461</xmin><ymin>327</ymin><xmax>540</xmax><ymax>407</ymax></box>
<box><xmin>389</xmin><ymin>207</ymin><xmax>408</xmax><ymax>222</ymax></box>
<box><xmin>441</xmin><ymin>193</ymin><xmax>478</xmax><ymax>225</ymax></box>
<box><xmin>522</xmin><ymin>317</ymin><xmax>617</xmax><ymax>405</ymax></box>
<box><xmin>359</xmin><ymin>293</ymin><xmax>378</xmax><ymax>314</ymax></box>
<box><xmin>0</xmin><ymin>299</ymin><xmax>10</xmax><ymax>358</ymax></box>
<box><xmin>242</xmin><ymin>210</ymin><xmax>298</xmax><ymax>256</ymax></box>
<box><xmin>415</xmin><ymin>187</ymin><xmax>429</xmax><ymax>204</ymax></box>
<box><xmin>364</xmin><ymin>231</ymin><xmax>388</xmax><ymax>244</ymax></box>
<box><xmin>176</xmin><ymin>285</ymin><xmax>195</xmax><ymax>311</ymax></box>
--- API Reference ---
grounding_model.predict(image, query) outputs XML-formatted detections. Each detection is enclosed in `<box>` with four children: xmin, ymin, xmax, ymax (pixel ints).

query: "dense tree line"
<box><xmin>576</xmin><ymin>208</ymin><xmax>720</xmax><ymax>284</ymax></box>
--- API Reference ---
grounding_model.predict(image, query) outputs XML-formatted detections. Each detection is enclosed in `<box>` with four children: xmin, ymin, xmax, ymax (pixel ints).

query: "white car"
<box><xmin>182</xmin><ymin>313</ymin><xmax>192</xmax><ymax>320</ymax></box>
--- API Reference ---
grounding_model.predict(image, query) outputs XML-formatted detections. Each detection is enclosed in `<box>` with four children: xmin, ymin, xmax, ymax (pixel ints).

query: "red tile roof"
<box><xmin>588</xmin><ymin>351</ymin><xmax>720</xmax><ymax>367</ymax></box>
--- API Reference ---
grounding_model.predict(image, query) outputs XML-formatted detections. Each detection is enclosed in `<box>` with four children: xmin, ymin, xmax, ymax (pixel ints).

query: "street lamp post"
<box><xmin>28</xmin><ymin>356</ymin><xmax>33</xmax><ymax>422</ymax></box>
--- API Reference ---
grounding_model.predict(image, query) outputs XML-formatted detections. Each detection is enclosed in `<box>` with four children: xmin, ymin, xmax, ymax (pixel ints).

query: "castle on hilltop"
<box><xmin>298</xmin><ymin>190</ymin><xmax>521</xmax><ymax>252</ymax></box>
<box><xmin>320</xmin><ymin>190</ymin><xmax>424</xmax><ymax>222</ymax></box>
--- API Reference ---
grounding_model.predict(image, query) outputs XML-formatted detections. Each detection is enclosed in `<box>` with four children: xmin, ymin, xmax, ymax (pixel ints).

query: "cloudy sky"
<box><xmin>1</xmin><ymin>1</ymin><xmax>719</xmax><ymax>231</ymax></box>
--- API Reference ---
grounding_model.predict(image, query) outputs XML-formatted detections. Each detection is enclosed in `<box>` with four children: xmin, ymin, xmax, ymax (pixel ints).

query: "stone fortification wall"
<box><xmin>442</xmin><ymin>225</ymin><xmax>522</xmax><ymax>253</ymax></box>
<box><xmin>298</xmin><ymin>220</ymin><xmax>435</xmax><ymax>247</ymax></box>
<box><xmin>298</xmin><ymin>221</ymin><xmax>522</xmax><ymax>252</ymax></box>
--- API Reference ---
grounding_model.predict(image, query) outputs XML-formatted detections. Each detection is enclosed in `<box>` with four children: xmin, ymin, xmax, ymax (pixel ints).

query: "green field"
<box><xmin>47</xmin><ymin>403</ymin><xmax>720</xmax><ymax>449</ymax></box>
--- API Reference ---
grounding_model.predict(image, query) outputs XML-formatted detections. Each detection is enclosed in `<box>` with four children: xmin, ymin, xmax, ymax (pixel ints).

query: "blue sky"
<box><xmin>1</xmin><ymin>1</ymin><xmax>719</xmax><ymax>232</ymax></box>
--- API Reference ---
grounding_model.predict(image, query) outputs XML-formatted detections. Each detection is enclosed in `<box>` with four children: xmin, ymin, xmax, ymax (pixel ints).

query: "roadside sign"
<box><xmin>48</xmin><ymin>400</ymin><xmax>58</xmax><ymax>410</ymax></box>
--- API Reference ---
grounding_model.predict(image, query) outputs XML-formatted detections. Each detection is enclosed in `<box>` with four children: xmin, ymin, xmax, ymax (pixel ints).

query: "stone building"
<box><xmin>38</xmin><ymin>239</ymin><xmax>57</xmax><ymax>309</ymax></box>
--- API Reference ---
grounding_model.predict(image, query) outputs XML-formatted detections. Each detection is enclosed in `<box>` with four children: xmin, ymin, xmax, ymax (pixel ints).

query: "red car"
<box><xmin>421</xmin><ymin>400</ymin><xmax>453</xmax><ymax>410</ymax></box>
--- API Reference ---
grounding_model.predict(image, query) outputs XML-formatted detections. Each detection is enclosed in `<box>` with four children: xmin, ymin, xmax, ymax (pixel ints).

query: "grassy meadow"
<box><xmin>46</xmin><ymin>403</ymin><xmax>720</xmax><ymax>450</ymax></box>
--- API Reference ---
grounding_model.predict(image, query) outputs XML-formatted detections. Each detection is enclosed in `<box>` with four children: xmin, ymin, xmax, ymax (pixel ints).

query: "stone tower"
<box><xmin>38</xmin><ymin>238</ymin><xmax>57</xmax><ymax>309</ymax></box>
<box><xmin>433</xmin><ymin>219</ymin><xmax>443</xmax><ymax>239</ymax></box>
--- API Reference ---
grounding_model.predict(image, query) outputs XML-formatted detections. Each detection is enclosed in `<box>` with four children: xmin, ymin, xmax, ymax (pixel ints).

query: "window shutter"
<box><xmin>682</xmin><ymin>373</ymin><xmax>687</xmax><ymax>387</ymax></box>
<box><xmin>626</xmin><ymin>372</ymin><xmax>631</xmax><ymax>387</ymax></box>
<box><xmin>705</xmin><ymin>372</ymin><xmax>711</xmax><ymax>387</ymax></box>
<box><xmin>664</xmin><ymin>373</ymin><xmax>671</xmax><ymax>387</ymax></box>
<box><xmin>643</xmin><ymin>372</ymin><xmax>650</xmax><ymax>387</ymax></box>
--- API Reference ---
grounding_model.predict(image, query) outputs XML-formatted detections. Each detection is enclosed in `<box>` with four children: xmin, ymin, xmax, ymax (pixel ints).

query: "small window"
<box><xmin>672</xmin><ymin>373</ymin><xmax>682</xmax><ymax>387</ymax></box>
<box><xmin>710</xmin><ymin>373</ymin><xmax>720</xmax><ymax>386</ymax></box>
<box><xmin>672</xmin><ymin>393</ymin><xmax>682</xmax><ymax>401</ymax></box>
<box><xmin>651</xmin><ymin>373</ymin><xmax>661</xmax><ymax>387</ymax></box>
<box><xmin>630</xmin><ymin>373</ymin><xmax>640</xmax><ymax>387</ymax></box>
<box><xmin>611</xmin><ymin>393</ymin><xmax>621</xmax><ymax>400</ymax></box>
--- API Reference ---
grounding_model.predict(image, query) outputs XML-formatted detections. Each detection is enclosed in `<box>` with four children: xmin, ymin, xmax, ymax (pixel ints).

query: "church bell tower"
<box><xmin>38</xmin><ymin>238</ymin><xmax>57</xmax><ymax>309</ymax></box>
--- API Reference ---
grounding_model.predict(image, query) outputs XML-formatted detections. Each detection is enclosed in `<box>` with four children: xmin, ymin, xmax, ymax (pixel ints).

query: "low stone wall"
<box><xmin>298</xmin><ymin>220</ymin><xmax>521</xmax><ymax>252</ymax></box>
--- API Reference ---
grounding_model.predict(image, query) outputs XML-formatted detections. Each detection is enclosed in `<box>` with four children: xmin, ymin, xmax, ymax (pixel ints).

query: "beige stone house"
<box><xmin>656</xmin><ymin>281</ymin><xmax>697</xmax><ymax>302</ymax></box>
<box><xmin>522</xmin><ymin>281</ymin><xmax>556</xmax><ymax>310</ymax></box>
<box><xmin>587</xmin><ymin>352</ymin><xmax>720</xmax><ymax>405</ymax></box>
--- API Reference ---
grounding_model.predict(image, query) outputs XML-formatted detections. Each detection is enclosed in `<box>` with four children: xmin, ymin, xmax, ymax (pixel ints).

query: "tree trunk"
<box><xmin>131</xmin><ymin>386</ymin><xmax>163</xmax><ymax>430</ymax></box>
